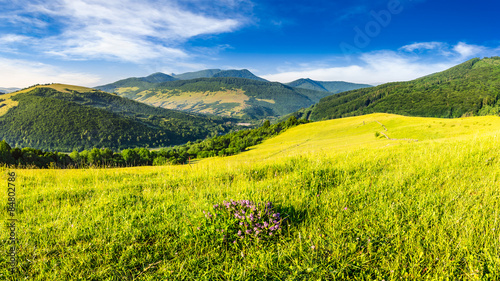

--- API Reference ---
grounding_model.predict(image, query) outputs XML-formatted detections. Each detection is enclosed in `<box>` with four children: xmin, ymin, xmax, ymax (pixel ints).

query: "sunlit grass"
<box><xmin>1</xmin><ymin>113</ymin><xmax>500</xmax><ymax>279</ymax></box>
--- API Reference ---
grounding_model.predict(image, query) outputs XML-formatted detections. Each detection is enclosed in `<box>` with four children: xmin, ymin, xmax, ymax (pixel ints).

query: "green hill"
<box><xmin>286</xmin><ymin>78</ymin><xmax>372</xmax><ymax>93</ymax></box>
<box><xmin>96</xmin><ymin>73</ymin><xmax>178</xmax><ymax>93</ymax></box>
<box><xmin>0</xmin><ymin>84</ymin><xmax>233</xmax><ymax>151</ymax></box>
<box><xmin>101</xmin><ymin>77</ymin><xmax>335</xmax><ymax>120</ymax></box>
<box><xmin>211</xmin><ymin>69</ymin><xmax>268</xmax><ymax>81</ymax></box>
<box><xmin>171</xmin><ymin>69</ymin><xmax>267</xmax><ymax>81</ymax></box>
<box><xmin>173</xmin><ymin>69</ymin><xmax>222</xmax><ymax>80</ymax></box>
<box><xmin>303</xmin><ymin>57</ymin><xmax>500</xmax><ymax>121</ymax></box>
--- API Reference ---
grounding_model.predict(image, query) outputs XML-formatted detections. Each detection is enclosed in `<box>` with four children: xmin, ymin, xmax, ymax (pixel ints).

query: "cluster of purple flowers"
<box><xmin>202</xmin><ymin>199</ymin><xmax>285</xmax><ymax>244</ymax></box>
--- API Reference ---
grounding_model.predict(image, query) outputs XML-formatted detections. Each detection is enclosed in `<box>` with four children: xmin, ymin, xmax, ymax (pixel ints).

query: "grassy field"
<box><xmin>2</xmin><ymin>113</ymin><xmax>500</xmax><ymax>280</ymax></box>
<box><xmin>134</xmin><ymin>89</ymin><xmax>250</xmax><ymax>117</ymax></box>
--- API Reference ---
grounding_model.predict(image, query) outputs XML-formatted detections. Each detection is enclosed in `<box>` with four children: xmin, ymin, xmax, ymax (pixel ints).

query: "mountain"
<box><xmin>286</xmin><ymin>78</ymin><xmax>372</xmax><ymax>93</ymax></box>
<box><xmin>98</xmin><ymin>77</ymin><xmax>334</xmax><ymax>120</ymax></box>
<box><xmin>211</xmin><ymin>69</ymin><xmax>268</xmax><ymax>82</ymax></box>
<box><xmin>173</xmin><ymin>69</ymin><xmax>267</xmax><ymax>81</ymax></box>
<box><xmin>97</xmin><ymin>72</ymin><xmax>177</xmax><ymax>93</ymax></box>
<box><xmin>97</xmin><ymin>69</ymin><xmax>268</xmax><ymax>95</ymax></box>
<box><xmin>0</xmin><ymin>87</ymin><xmax>21</xmax><ymax>93</ymax></box>
<box><xmin>173</xmin><ymin>69</ymin><xmax>222</xmax><ymax>80</ymax></box>
<box><xmin>295</xmin><ymin>57</ymin><xmax>500</xmax><ymax>121</ymax></box>
<box><xmin>0</xmin><ymin>84</ymin><xmax>233</xmax><ymax>151</ymax></box>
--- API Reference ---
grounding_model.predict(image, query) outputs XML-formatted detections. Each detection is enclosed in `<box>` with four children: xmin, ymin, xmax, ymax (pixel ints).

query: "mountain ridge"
<box><xmin>286</xmin><ymin>78</ymin><xmax>372</xmax><ymax>93</ymax></box>
<box><xmin>293</xmin><ymin>57</ymin><xmax>500</xmax><ymax>121</ymax></box>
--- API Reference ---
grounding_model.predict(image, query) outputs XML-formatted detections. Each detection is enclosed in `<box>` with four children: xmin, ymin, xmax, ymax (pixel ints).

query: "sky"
<box><xmin>0</xmin><ymin>0</ymin><xmax>499</xmax><ymax>88</ymax></box>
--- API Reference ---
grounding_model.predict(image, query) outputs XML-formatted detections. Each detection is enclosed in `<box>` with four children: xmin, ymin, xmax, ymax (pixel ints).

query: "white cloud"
<box><xmin>0</xmin><ymin>34</ymin><xmax>31</xmax><ymax>43</ymax></box>
<box><xmin>5</xmin><ymin>0</ymin><xmax>245</xmax><ymax>63</ymax></box>
<box><xmin>0</xmin><ymin>57</ymin><xmax>101</xmax><ymax>88</ymax></box>
<box><xmin>400</xmin><ymin>42</ymin><xmax>445</xmax><ymax>52</ymax></box>
<box><xmin>263</xmin><ymin>42</ymin><xmax>499</xmax><ymax>85</ymax></box>
<box><xmin>452</xmin><ymin>42</ymin><xmax>486</xmax><ymax>59</ymax></box>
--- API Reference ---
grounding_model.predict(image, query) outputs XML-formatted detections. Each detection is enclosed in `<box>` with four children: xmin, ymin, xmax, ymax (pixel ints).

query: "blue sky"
<box><xmin>0</xmin><ymin>0</ymin><xmax>499</xmax><ymax>87</ymax></box>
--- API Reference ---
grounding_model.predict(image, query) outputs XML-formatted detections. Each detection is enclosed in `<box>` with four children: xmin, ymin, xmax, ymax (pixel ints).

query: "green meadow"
<box><xmin>2</xmin><ymin>113</ymin><xmax>500</xmax><ymax>280</ymax></box>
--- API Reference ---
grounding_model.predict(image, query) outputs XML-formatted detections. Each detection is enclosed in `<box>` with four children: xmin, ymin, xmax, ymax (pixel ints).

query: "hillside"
<box><xmin>7</xmin><ymin>113</ymin><xmax>500</xmax><ymax>279</ymax></box>
<box><xmin>0</xmin><ymin>84</ymin><xmax>233</xmax><ymax>151</ymax></box>
<box><xmin>98</xmin><ymin>77</ymin><xmax>334</xmax><ymax>120</ymax></box>
<box><xmin>211</xmin><ymin>69</ymin><xmax>268</xmax><ymax>81</ymax></box>
<box><xmin>172</xmin><ymin>69</ymin><xmax>267</xmax><ymax>81</ymax></box>
<box><xmin>303</xmin><ymin>57</ymin><xmax>500</xmax><ymax>121</ymax></box>
<box><xmin>98</xmin><ymin>69</ymin><xmax>268</xmax><ymax>95</ymax></box>
<box><xmin>173</xmin><ymin>69</ymin><xmax>222</xmax><ymax>80</ymax></box>
<box><xmin>96</xmin><ymin>73</ymin><xmax>178</xmax><ymax>93</ymax></box>
<box><xmin>286</xmin><ymin>78</ymin><xmax>371</xmax><ymax>93</ymax></box>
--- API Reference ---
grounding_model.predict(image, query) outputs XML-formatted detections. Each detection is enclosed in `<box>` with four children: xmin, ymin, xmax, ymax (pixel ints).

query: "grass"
<box><xmin>2</xmin><ymin>113</ymin><xmax>500</xmax><ymax>279</ymax></box>
<box><xmin>132</xmin><ymin>89</ymin><xmax>250</xmax><ymax>117</ymax></box>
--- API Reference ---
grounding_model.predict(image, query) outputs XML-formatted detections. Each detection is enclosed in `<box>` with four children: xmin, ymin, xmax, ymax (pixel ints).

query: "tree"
<box><xmin>0</xmin><ymin>140</ymin><xmax>14</xmax><ymax>164</ymax></box>
<box><xmin>122</xmin><ymin>149</ymin><xmax>140</xmax><ymax>166</ymax></box>
<box><xmin>262</xmin><ymin>120</ymin><xmax>271</xmax><ymax>128</ymax></box>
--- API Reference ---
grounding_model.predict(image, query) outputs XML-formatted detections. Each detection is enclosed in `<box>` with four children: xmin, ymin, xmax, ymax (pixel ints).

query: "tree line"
<box><xmin>0</xmin><ymin>116</ymin><xmax>307</xmax><ymax>168</ymax></box>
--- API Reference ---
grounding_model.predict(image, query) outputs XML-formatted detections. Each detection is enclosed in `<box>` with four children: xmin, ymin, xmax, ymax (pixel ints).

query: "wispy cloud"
<box><xmin>2</xmin><ymin>0</ymin><xmax>248</xmax><ymax>63</ymax></box>
<box><xmin>400</xmin><ymin>42</ymin><xmax>445</xmax><ymax>52</ymax></box>
<box><xmin>262</xmin><ymin>42</ymin><xmax>499</xmax><ymax>85</ymax></box>
<box><xmin>0</xmin><ymin>57</ymin><xmax>101</xmax><ymax>87</ymax></box>
<box><xmin>452</xmin><ymin>42</ymin><xmax>487</xmax><ymax>59</ymax></box>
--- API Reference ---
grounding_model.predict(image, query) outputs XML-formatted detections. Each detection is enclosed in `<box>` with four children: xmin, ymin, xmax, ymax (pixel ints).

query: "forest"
<box><xmin>0</xmin><ymin>87</ymin><xmax>232</xmax><ymax>151</ymax></box>
<box><xmin>0</xmin><ymin>116</ymin><xmax>306</xmax><ymax>168</ymax></box>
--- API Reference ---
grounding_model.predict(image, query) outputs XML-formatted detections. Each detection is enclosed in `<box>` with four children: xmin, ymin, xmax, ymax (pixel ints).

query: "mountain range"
<box><xmin>0</xmin><ymin>87</ymin><xmax>21</xmax><ymax>94</ymax></box>
<box><xmin>2</xmin><ymin>57</ymin><xmax>500</xmax><ymax>152</ymax></box>
<box><xmin>96</xmin><ymin>69</ymin><xmax>371</xmax><ymax>120</ymax></box>
<box><xmin>286</xmin><ymin>78</ymin><xmax>371</xmax><ymax>93</ymax></box>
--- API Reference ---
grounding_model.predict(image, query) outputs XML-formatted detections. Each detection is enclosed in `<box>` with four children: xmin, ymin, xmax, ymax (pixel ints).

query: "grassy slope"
<box><xmin>2</xmin><ymin>113</ymin><xmax>500</xmax><ymax>279</ymax></box>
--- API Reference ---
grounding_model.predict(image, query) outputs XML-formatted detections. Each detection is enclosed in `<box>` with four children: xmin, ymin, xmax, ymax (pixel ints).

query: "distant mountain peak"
<box><xmin>286</xmin><ymin>78</ymin><xmax>371</xmax><ymax>93</ymax></box>
<box><xmin>141</xmin><ymin>72</ymin><xmax>177</xmax><ymax>83</ymax></box>
<box><xmin>172</xmin><ymin>68</ymin><xmax>267</xmax><ymax>82</ymax></box>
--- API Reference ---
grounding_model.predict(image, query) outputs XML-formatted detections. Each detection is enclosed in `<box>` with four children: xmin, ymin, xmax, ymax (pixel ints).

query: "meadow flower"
<box><xmin>201</xmin><ymin>199</ymin><xmax>285</xmax><ymax>245</ymax></box>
